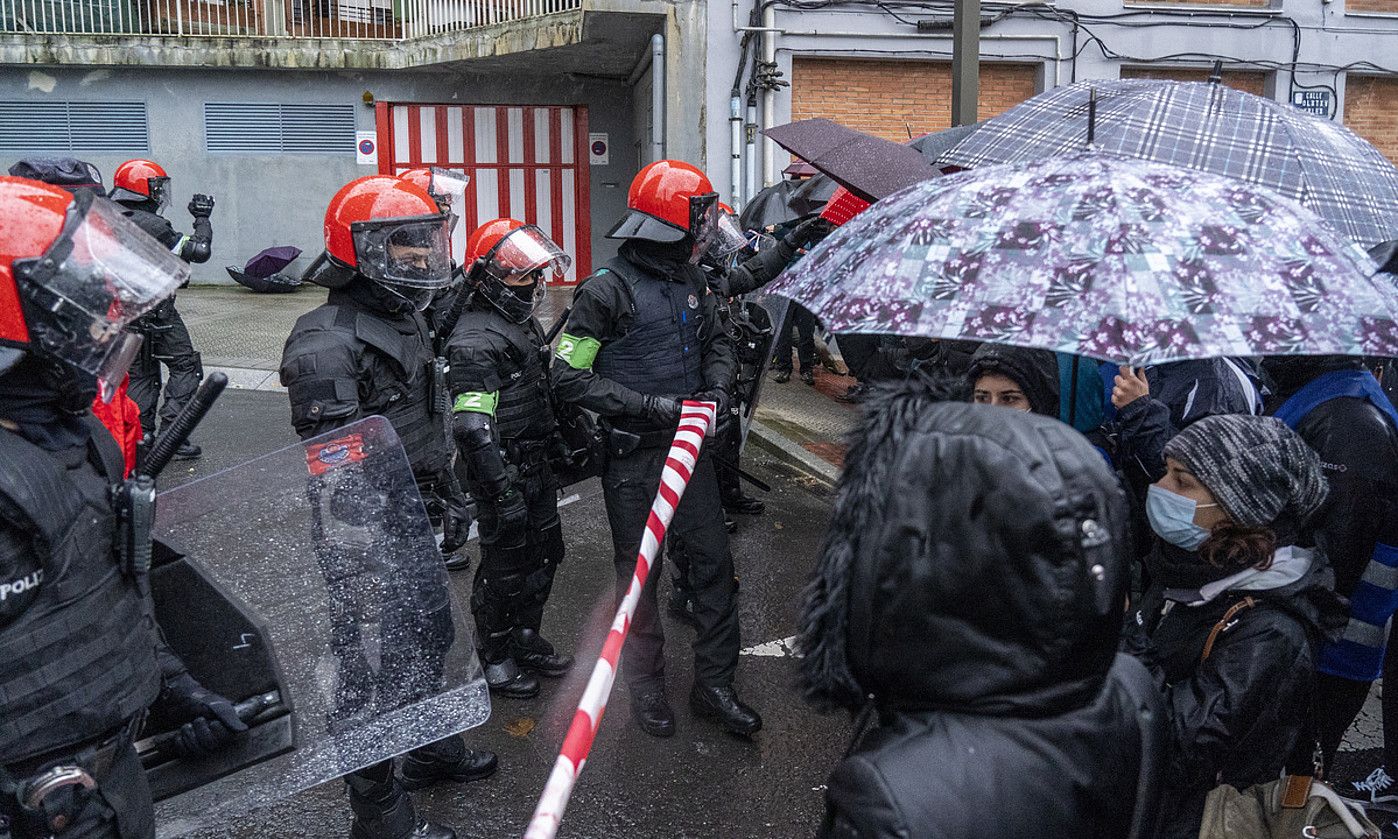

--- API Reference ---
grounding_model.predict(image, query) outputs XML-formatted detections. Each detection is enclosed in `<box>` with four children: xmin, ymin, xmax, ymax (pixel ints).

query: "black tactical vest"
<box><xmin>0</xmin><ymin>423</ymin><xmax>160</xmax><ymax>764</ymax></box>
<box><xmin>451</xmin><ymin>305</ymin><xmax>556</xmax><ymax>443</ymax></box>
<box><xmin>326</xmin><ymin>304</ymin><xmax>453</xmax><ymax>482</ymax></box>
<box><xmin>593</xmin><ymin>257</ymin><xmax>705</xmax><ymax>398</ymax></box>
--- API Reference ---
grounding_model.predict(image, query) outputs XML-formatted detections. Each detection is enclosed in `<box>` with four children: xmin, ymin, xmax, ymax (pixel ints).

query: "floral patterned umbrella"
<box><xmin>765</xmin><ymin>152</ymin><xmax>1398</xmax><ymax>365</ymax></box>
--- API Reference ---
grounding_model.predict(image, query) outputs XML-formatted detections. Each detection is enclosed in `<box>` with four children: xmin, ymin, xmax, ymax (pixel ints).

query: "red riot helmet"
<box><xmin>0</xmin><ymin>177</ymin><xmax>188</xmax><ymax>403</ymax></box>
<box><xmin>464</xmin><ymin>218</ymin><xmax>570</xmax><ymax>323</ymax></box>
<box><xmin>308</xmin><ymin>176</ymin><xmax>453</xmax><ymax>310</ymax></box>
<box><xmin>608</xmin><ymin>160</ymin><xmax>723</xmax><ymax>262</ymax></box>
<box><xmin>110</xmin><ymin>158</ymin><xmax>171</xmax><ymax>211</ymax></box>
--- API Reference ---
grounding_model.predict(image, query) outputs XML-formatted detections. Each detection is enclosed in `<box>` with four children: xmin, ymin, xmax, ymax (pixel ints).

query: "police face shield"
<box><xmin>477</xmin><ymin>225</ymin><xmax>571</xmax><ymax>323</ymax></box>
<box><xmin>12</xmin><ymin>192</ymin><xmax>188</xmax><ymax>400</ymax></box>
<box><xmin>687</xmin><ymin>193</ymin><xmax>724</xmax><ymax>264</ymax></box>
<box><xmin>428</xmin><ymin>168</ymin><xmax>471</xmax><ymax>262</ymax></box>
<box><xmin>148</xmin><ymin>176</ymin><xmax>172</xmax><ymax>212</ymax></box>
<box><xmin>352</xmin><ymin>214</ymin><xmax>454</xmax><ymax>289</ymax></box>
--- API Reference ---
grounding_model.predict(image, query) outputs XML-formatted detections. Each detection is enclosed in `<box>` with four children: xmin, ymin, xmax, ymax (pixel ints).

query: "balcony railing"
<box><xmin>1</xmin><ymin>0</ymin><xmax>578</xmax><ymax>39</ymax></box>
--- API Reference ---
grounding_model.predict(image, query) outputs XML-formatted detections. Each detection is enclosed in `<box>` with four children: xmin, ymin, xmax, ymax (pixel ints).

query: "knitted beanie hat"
<box><xmin>1163</xmin><ymin>414</ymin><xmax>1328</xmax><ymax>529</ymax></box>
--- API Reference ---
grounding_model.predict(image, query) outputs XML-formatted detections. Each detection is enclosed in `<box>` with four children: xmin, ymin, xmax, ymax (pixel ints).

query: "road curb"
<box><xmin>746</xmin><ymin>419</ymin><xmax>841</xmax><ymax>488</ymax></box>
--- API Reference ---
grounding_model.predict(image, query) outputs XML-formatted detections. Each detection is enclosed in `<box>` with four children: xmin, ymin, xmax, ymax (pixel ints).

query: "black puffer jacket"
<box><xmin>801</xmin><ymin>378</ymin><xmax>1162</xmax><ymax>839</ymax></box>
<box><xmin>1134</xmin><ymin>544</ymin><xmax>1345</xmax><ymax>839</ymax></box>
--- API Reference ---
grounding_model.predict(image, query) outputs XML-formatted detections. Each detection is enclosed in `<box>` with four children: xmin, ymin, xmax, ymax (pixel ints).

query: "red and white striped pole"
<box><xmin>523</xmin><ymin>400</ymin><xmax>716</xmax><ymax>839</ymax></box>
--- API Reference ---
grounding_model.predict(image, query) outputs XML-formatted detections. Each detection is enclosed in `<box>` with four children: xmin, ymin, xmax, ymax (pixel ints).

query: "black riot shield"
<box><xmin>148</xmin><ymin>416</ymin><xmax>489</xmax><ymax>837</ymax></box>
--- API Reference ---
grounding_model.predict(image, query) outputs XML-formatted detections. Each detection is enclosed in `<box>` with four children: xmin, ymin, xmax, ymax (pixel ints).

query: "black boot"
<box><xmin>509</xmin><ymin>628</ymin><xmax>574</xmax><ymax>677</ymax></box>
<box><xmin>629</xmin><ymin>685</ymin><xmax>675</xmax><ymax>738</ymax></box>
<box><xmin>772</xmin><ymin>369</ymin><xmax>791</xmax><ymax>384</ymax></box>
<box><xmin>442</xmin><ymin>550</ymin><xmax>471</xmax><ymax>572</ymax></box>
<box><xmin>173</xmin><ymin>440</ymin><xmax>202</xmax><ymax>459</ymax></box>
<box><xmin>484</xmin><ymin>658</ymin><xmax>540</xmax><ymax>699</ymax></box>
<box><xmin>722</xmin><ymin>492</ymin><xmax>765</xmax><ymax>516</ymax></box>
<box><xmin>347</xmin><ymin>769</ymin><xmax>456</xmax><ymax>839</ymax></box>
<box><xmin>690</xmin><ymin>684</ymin><xmax>762</xmax><ymax>736</ymax></box>
<box><xmin>667</xmin><ymin>583</ymin><xmax>698</xmax><ymax>628</ymax></box>
<box><xmin>398</xmin><ymin>736</ymin><xmax>498</xmax><ymax>791</ymax></box>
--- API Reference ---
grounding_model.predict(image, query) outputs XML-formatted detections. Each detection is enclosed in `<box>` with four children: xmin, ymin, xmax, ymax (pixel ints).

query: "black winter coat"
<box><xmin>1135</xmin><ymin>551</ymin><xmax>1344</xmax><ymax>839</ymax></box>
<box><xmin>801</xmin><ymin>383</ymin><xmax>1161</xmax><ymax>839</ymax></box>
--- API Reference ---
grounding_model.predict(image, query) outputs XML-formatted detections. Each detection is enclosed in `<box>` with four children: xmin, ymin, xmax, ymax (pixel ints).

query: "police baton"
<box><xmin>139</xmin><ymin>372</ymin><xmax>227</xmax><ymax>480</ymax></box>
<box><xmin>544</xmin><ymin>306</ymin><xmax>572</xmax><ymax>345</ymax></box>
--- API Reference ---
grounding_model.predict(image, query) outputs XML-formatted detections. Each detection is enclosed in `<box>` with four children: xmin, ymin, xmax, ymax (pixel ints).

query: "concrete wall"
<box><xmin>702</xmin><ymin>0</ymin><xmax>1398</xmax><ymax>208</ymax></box>
<box><xmin>0</xmin><ymin>63</ymin><xmax>637</xmax><ymax>282</ymax></box>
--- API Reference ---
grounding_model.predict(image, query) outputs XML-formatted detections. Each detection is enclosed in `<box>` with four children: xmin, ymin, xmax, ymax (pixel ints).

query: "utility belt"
<box><xmin>0</xmin><ymin>715</ymin><xmax>141</xmax><ymax>838</ymax></box>
<box><xmin>599</xmin><ymin>419</ymin><xmax>675</xmax><ymax>458</ymax></box>
<box><xmin>503</xmin><ymin>436</ymin><xmax>552</xmax><ymax>467</ymax></box>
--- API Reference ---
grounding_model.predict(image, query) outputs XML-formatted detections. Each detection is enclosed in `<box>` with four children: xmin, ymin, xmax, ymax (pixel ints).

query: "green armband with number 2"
<box><xmin>556</xmin><ymin>332</ymin><xmax>601</xmax><ymax>370</ymax></box>
<box><xmin>453</xmin><ymin>391</ymin><xmax>499</xmax><ymax>416</ymax></box>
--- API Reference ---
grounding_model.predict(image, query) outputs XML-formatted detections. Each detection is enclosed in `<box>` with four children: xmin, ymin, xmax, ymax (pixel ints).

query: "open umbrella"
<box><xmin>938</xmin><ymin>79</ymin><xmax>1398</xmax><ymax>248</ymax></box>
<box><xmin>244</xmin><ymin>245</ymin><xmax>303</xmax><ymax>279</ymax></box>
<box><xmin>766</xmin><ymin>152</ymin><xmax>1398</xmax><ymax>365</ymax></box>
<box><xmin>763</xmin><ymin>118</ymin><xmax>941</xmax><ymax>203</ymax></box>
<box><xmin>739</xmin><ymin>178</ymin><xmax>836</xmax><ymax>231</ymax></box>
<box><xmin>909</xmin><ymin>123</ymin><xmax>979</xmax><ymax>167</ymax></box>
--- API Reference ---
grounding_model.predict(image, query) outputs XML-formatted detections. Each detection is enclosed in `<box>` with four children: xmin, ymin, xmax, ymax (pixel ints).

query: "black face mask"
<box><xmin>480</xmin><ymin>274</ymin><xmax>541</xmax><ymax>324</ymax></box>
<box><xmin>348</xmin><ymin>274</ymin><xmax>433</xmax><ymax>315</ymax></box>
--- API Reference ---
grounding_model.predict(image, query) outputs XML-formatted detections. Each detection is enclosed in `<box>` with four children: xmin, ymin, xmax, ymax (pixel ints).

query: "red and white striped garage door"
<box><xmin>376</xmin><ymin>102</ymin><xmax>592</xmax><ymax>284</ymax></box>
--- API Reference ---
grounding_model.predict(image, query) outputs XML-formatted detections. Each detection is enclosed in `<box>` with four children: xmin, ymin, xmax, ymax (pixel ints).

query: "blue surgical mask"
<box><xmin>1146</xmin><ymin>484</ymin><xmax>1217</xmax><ymax>551</ymax></box>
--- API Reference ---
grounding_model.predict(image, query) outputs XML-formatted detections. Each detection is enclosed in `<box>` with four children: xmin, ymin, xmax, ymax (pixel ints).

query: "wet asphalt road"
<box><xmin>163</xmin><ymin>389</ymin><xmax>848</xmax><ymax>839</ymax></box>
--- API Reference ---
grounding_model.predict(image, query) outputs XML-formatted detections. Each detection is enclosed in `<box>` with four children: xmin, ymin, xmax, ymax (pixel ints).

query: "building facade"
<box><xmin>2</xmin><ymin>0</ymin><xmax>1395</xmax><ymax>280</ymax></box>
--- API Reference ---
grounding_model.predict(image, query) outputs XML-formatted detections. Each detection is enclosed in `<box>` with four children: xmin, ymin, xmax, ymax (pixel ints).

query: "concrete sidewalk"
<box><xmin>177</xmin><ymin>284</ymin><xmax>859</xmax><ymax>484</ymax></box>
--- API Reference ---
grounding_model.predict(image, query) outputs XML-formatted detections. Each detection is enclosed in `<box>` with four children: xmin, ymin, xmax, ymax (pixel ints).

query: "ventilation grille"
<box><xmin>0</xmin><ymin>100</ymin><xmax>149</xmax><ymax>153</ymax></box>
<box><xmin>205</xmin><ymin>102</ymin><xmax>357</xmax><ymax>154</ymax></box>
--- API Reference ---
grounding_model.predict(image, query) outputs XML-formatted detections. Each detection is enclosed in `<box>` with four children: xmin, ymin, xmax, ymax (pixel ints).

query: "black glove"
<box><xmin>784</xmin><ymin>215</ymin><xmax>835</xmax><ymax>251</ymax></box>
<box><xmin>188</xmin><ymin>194</ymin><xmax>215</xmax><ymax>219</ymax></box>
<box><xmin>640</xmin><ymin>394</ymin><xmax>683</xmax><ymax>428</ymax></box>
<box><xmin>159</xmin><ymin>672</ymin><xmax>247</xmax><ymax>758</ymax></box>
<box><xmin>691</xmin><ymin>388</ymin><xmax>732</xmax><ymax>437</ymax></box>
<box><xmin>440</xmin><ymin>487</ymin><xmax>475</xmax><ymax>554</ymax></box>
<box><xmin>488</xmin><ymin>488</ymin><xmax>529</xmax><ymax>549</ymax></box>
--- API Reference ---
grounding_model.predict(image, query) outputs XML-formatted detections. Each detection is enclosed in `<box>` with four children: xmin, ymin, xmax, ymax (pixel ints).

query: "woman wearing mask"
<box><xmin>1131</xmin><ymin>415</ymin><xmax>1344</xmax><ymax>839</ymax></box>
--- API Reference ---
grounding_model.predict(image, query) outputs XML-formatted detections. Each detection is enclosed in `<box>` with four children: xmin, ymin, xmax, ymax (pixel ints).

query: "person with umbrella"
<box><xmin>966</xmin><ymin>343</ymin><xmax>1059</xmax><ymax>416</ymax></box>
<box><xmin>551</xmin><ymin>160</ymin><xmax>762</xmax><ymax>738</ymax></box>
<box><xmin>110</xmin><ymin>158</ymin><xmax>214</xmax><ymax>460</ymax></box>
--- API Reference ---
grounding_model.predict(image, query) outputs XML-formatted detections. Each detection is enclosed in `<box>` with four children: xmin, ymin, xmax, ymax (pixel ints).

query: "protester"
<box><xmin>773</xmin><ymin>301</ymin><xmax>819</xmax><ymax>385</ymax></box>
<box><xmin>1128</xmin><ymin>415</ymin><xmax>1342</xmax><ymax>839</ymax></box>
<box><xmin>965</xmin><ymin>343</ymin><xmax>1059</xmax><ymax>415</ymax></box>
<box><xmin>1263</xmin><ymin>355</ymin><xmax>1398</xmax><ymax>788</ymax></box>
<box><xmin>800</xmin><ymin>377</ymin><xmax>1161</xmax><ymax>839</ymax></box>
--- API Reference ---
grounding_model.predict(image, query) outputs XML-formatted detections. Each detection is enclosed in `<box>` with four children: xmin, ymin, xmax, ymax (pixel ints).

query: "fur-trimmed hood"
<box><xmin>799</xmin><ymin>375</ymin><xmax>1131</xmax><ymax>717</ymax></box>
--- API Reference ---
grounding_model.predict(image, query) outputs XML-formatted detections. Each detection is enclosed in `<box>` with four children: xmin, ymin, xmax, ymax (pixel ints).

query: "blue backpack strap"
<box><xmin>1274</xmin><ymin>369</ymin><xmax>1398</xmax><ymax>431</ymax></box>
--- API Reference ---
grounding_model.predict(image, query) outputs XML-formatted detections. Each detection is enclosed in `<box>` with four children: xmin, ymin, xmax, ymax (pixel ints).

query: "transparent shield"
<box><xmin>745</xmin><ymin>291</ymin><xmax>791</xmax><ymax>445</ymax></box>
<box><xmin>482</xmin><ymin>225</ymin><xmax>571</xmax><ymax>283</ymax></box>
<box><xmin>429</xmin><ymin>168</ymin><xmax>471</xmax><ymax>263</ymax></box>
<box><xmin>151</xmin><ymin>416</ymin><xmax>488</xmax><ymax>837</ymax></box>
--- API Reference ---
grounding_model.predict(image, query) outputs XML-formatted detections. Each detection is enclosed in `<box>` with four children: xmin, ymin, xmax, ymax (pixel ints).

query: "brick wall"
<box><xmin>790</xmin><ymin>58</ymin><xmax>1038</xmax><ymax>141</ymax></box>
<box><xmin>1344</xmin><ymin>75</ymin><xmax>1398</xmax><ymax>164</ymax></box>
<box><xmin>1118</xmin><ymin>66</ymin><xmax>1269</xmax><ymax>97</ymax></box>
<box><xmin>1346</xmin><ymin>0</ymin><xmax>1398</xmax><ymax>14</ymax></box>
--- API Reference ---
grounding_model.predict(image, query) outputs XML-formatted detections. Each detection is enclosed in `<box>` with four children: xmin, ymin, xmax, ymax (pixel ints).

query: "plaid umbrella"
<box><xmin>766</xmin><ymin>152</ymin><xmax>1398</xmax><ymax>365</ymax></box>
<box><xmin>938</xmin><ymin>79</ymin><xmax>1398</xmax><ymax>248</ymax></box>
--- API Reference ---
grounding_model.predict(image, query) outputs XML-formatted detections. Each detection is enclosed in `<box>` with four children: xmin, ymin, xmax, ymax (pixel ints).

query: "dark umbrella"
<box><xmin>244</xmin><ymin>245</ymin><xmax>303</xmax><ymax>279</ymax></box>
<box><xmin>939</xmin><ymin>79</ymin><xmax>1398</xmax><ymax>248</ymax></box>
<box><xmin>767</xmin><ymin>152</ymin><xmax>1398</xmax><ymax>364</ymax></box>
<box><xmin>763</xmin><ymin>118</ymin><xmax>941</xmax><ymax>203</ymax></box>
<box><xmin>908</xmin><ymin>123</ymin><xmax>979</xmax><ymax>166</ymax></box>
<box><xmin>226</xmin><ymin>266</ymin><xmax>303</xmax><ymax>294</ymax></box>
<box><xmin>739</xmin><ymin>179</ymin><xmax>835</xmax><ymax>231</ymax></box>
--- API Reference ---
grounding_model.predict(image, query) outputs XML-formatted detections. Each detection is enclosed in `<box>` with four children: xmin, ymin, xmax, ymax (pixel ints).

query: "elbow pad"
<box><xmin>451</xmin><ymin>411</ymin><xmax>511</xmax><ymax>498</ymax></box>
<box><xmin>181</xmin><ymin>218</ymin><xmax>213</xmax><ymax>264</ymax></box>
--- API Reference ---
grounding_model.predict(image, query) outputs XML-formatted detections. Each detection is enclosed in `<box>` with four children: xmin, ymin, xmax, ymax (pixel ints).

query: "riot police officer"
<box><xmin>280</xmin><ymin>175</ymin><xmax>493</xmax><ymax>839</ymax></box>
<box><xmin>552</xmin><ymin>160</ymin><xmax>761</xmax><ymax>738</ymax></box>
<box><xmin>0</xmin><ymin>176</ymin><xmax>244</xmax><ymax>839</ymax></box>
<box><xmin>447</xmin><ymin>218</ymin><xmax>576</xmax><ymax>699</ymax></box>
<box><xmin>110</xmin><ymin>158</ymin><xmax>212</xmax><ymax>459</ymax></box>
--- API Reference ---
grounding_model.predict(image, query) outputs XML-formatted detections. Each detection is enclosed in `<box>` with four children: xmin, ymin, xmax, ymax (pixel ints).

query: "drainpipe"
<box><xmin>745</xmin><ymin>98</ymin><xmax>759</xmax><ymax>201</ymax></box>
<box><xmin>650</xmin><ymin>33</ymin><xmax>666</xmax><ymax>162</ymax></box>
<box><xmin>729</xmin><ymin>96</ymin><xmax>743</xmax><ymax>206</ymax></box>
<box><xmin>760</xmin><ymin>3</ymin><xmax>778</xmax><ymax>187</ymax></box>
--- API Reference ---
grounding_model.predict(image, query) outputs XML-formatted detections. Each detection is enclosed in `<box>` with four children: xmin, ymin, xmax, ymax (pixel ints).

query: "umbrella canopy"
<box><xmin>766</xmin><ymin>152</ymin><xmax>1398</xmax><ymax>365</ymax></box>
<box><xmin>739</xmin><ymin>178</ymin><xmax>836</xmax><ymax>231</ymax></box>
<box><xmin>909</xmin><ymin>123</ymin><xmax>979</xmax><ymax>167</ymax></box>
<box><xmin>226</xmin><ymin>266</ymin><xmax>303</xmax><ymax>294</ymax></box>
<box><xmin>764</xmin><ymin>118</ymin><xmax>941</xmax><ymax>203</ymax></box>
<box><xmin>244</xmin><ymin>245</ymin><xmax>303</xmax><ymax>279</ymax></box>
<box><xmin>937</xmin><ymin>79</ymin><xmax>1398</xmax><ymax>248</ymax></box>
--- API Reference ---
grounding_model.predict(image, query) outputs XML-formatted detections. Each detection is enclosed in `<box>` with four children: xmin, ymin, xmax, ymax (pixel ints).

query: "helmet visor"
<box><xmin>687</xmin><ymin>192</ymin><xmax>732</xmax><ymax>264</ymax></box>
<box><xmin>429</xmin><ymin>168</ymin><xmax>471</xmax><ymax>261</ymax></box>
<box><xmin>352</xmin><ymin>214</ymin><xmax>454</xmax><ymax>289</ymax></box>
<box><xmin>13</xmin><ymin>193</ymin><xmax>187</xmax><ymax>387</ymax></box>
<box><xmin>148</xmin><ymin>175</ymin><xmax>171</xmax><ymax>212</ymax></box>
<box><xmin>479</xmin><ymin>225</ymin><xmax>571</xmax><ymax>284</ymax></box>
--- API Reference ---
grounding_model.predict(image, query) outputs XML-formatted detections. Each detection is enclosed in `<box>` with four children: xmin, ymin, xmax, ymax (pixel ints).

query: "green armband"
<box><xmin>556</xmin><ymin>333</ymin><xmax>601</xmax><ymax>370</ymax></box>
<box><xmin>452</xmin><ymin>391</ymin><xmax>499</xmax><ymax>416</ymax></box>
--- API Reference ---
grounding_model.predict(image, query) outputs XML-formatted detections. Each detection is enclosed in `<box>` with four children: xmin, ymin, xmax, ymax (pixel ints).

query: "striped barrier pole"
<box><xmin>523</xmin><ymin>400</ymin><xmax>716</xmax><ymax>839</ymax></box>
